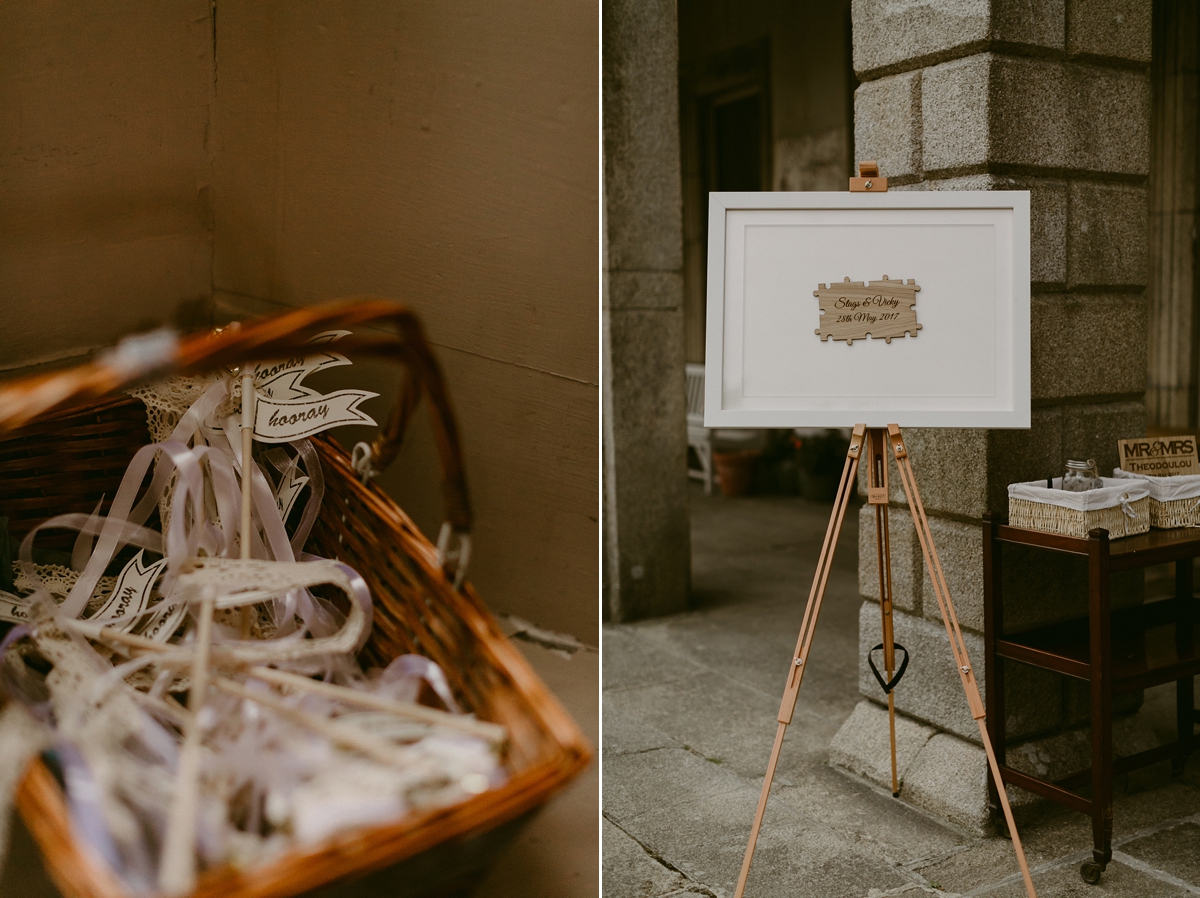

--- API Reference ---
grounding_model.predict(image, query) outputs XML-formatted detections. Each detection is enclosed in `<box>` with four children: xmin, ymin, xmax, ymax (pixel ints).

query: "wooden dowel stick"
<box><xmin>240</xmin><ymin>372</ymin><xmax>254</xmax><ymax>560</ymax></box>
<box><xmin>158</xmin><ymin>590</ymin><xmax>216</xmax><ymax>896</ymax></box>
<box><xmin>245</xmin><ymin>665</ymin><xmax>506</xmax><ymax>744</ymax></box>
<box><xmin>65</xmin><ymin>620</ymin><xmax>200</xmax><ymax>655</ymax></box>
<box><xmin>64</xmin><ymin>622</ymin><xmax>503</xmax><ymax>741</ymax></box>
<box><xmin>239</xmin><ymin>371</ymin><xmax>254</xmax><ymax>637</ymax></box>
<box><xmin>128</xmin><ymin>687</ymin><xmax>194</xmax><ymax>728</ymax></box>
<box><xmin>213</xmin><ymin>676</ymin><xmax>407</xmax><ymax>769</ymax></box>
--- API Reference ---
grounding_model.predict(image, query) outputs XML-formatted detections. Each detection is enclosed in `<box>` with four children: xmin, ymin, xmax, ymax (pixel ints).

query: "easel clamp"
<box><xmin>849</xmin><ymin>160</ymin><xmax>888</xmax><ymax>193</ymax></box>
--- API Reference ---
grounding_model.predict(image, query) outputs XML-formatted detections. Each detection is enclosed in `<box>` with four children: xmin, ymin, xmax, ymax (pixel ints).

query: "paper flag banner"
<box><xmin>93</xmin><ymin>550</ymin><xmax>169</xmax><ymax>631</ymax></box>
<box><xmin>253</xmin><ymin>331</ymin><xmax>353</xmax><ymax>401</ymax></box>
<box><xmin>139</xmin><ymin>599</ymin><xmax>188</xmax><ymax>642</ymax></box>
<box><xmin>0</xmin><ymin>590</ymin><xmax>32</xmax><ymax>624</ymax></box>
<box><xmin>253</xmin><ymin>391</ymin><xmax>378</xmax><ymax>443</ymax></box>
<box><xmin>276</xmin><ymin>465</ymin><xmax>311</xmax><ymax>521</ymax></box>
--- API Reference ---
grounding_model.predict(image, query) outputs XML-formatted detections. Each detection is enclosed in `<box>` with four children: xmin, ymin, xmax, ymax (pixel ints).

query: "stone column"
<box><xmin>602</xmin><ymin>0</ymin><xmax>691</xmax><ymax>621</ymax></box>
<box><xmin>831</xmin><ymin>0</ymin><xmax>1153</xmax><ymax>831</ymax></box>
<box><xmin>1147</xmin><ymin>1</ymin><xmax>1199</xmax><ymax>429</ymax></box>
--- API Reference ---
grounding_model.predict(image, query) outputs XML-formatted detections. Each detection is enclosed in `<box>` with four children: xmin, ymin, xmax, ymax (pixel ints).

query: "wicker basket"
<box><xmin>1008</xmin><ymin>477</ymin><xmax>1151</xmax><ymax>539</ymax></box>
<box><xmin>1113</xmin><ymin>467</ymin><xmax>1200</xmax><ymax>529</ymax></box>
<box><xmin>0</xmin><ymin>300</ymin><xmax>591</xmax><ymax>898</ymax></box>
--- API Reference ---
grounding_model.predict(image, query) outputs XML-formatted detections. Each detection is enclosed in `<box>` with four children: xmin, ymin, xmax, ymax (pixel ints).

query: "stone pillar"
<box><xmin>1147</xmin><ymin>1</ymin><xmax>1199</xmax><ymax>429</ymax></box>
<box><xmin>602</xmin><ymin>0</ymin><xmax>691</xmax><ymax>621</ymax></box>
<box><xmin>831</xmin><ymin>0</ymin><xmax>1153</xmax><ymax>832</ymax></box>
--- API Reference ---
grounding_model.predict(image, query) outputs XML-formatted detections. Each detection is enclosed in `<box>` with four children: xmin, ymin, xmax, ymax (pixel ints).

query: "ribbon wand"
<box><xmin>239</xmin><ymin>369</ymin><xmax>255</xmax><ymax>634</ymax></box>
<box><xmin>160</xmin><ymin>367</ymin><xmax>255</xmax><ymax>894</ymax></box>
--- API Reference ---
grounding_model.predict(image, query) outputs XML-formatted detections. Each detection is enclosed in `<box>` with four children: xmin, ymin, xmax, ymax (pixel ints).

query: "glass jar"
<box><xmin>1062</xmin><ymin>459</ymin><xmax>1103</xmax><ymax>492</ymax></box>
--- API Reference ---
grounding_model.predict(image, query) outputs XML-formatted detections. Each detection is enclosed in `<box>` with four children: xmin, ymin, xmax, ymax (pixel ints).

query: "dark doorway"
<box><xmin>680</xmin><ymin>40</ymin><xmax>772</xmax><ymax>363</ymax></box>
<box><xmin>709</xmin><ymin>89</ymin><xmax>767</xmax><ymax>192</ymax></box>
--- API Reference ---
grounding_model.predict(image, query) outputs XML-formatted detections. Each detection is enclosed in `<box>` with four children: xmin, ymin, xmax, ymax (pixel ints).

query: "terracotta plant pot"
<box><xmin>713</xmin><ymin>449</ymin><xmax>761</xmax><ymax>497</ymax></box>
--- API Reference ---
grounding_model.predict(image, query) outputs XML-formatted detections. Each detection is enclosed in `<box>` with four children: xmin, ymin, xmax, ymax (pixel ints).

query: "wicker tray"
<box><xmin>1008</xmin><ymin>477</ymin><xmax>1150</xmax><ymax>539</ymax></box>
<box><xmin>0</xmin><ymin>300</ymin><xmax>591</xmax><ymax>898</ymax></box>
<box><xmin>1113</xmin><ymin>467</ymin><xmax>1200</xmax><ymax>529</ymax></box>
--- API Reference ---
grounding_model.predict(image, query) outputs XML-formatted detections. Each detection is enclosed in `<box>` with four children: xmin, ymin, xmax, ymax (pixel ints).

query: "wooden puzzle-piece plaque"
<box><xmin>814</xmin><ymin>276</ymin><xmax>921</xmax><ymax>345</ymax></box>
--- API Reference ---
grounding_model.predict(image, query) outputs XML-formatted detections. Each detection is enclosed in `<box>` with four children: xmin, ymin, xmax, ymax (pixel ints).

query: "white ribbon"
<box><xmin>11</xmin><ymin>370</ymin><xmax>343</xmax><ymax>642</ymax></box>
<box><xmin>436</xmin><ymin>523</ymin><xmax>472</xmax><ymax>590</ymax></box>
<box><xmin>1117</xmin><ymin>492</ymin><xmax>1139</xmax><ymax>536</ymax></box>
<box><xmin>351</xmin><ymin>441</ymin><xmax>380</xmax><ymax>483</ymax></box>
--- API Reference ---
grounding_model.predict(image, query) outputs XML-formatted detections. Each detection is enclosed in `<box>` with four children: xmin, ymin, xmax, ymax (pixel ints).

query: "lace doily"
<box><xmin>14</xmin><ymin>563</ymin><xmax>117</xmax><ymax>617</ymax></box>
<box><xmin>129</xmin><ymin>375</ymin><xmax>223</xmax><ymax>444</ymax></box>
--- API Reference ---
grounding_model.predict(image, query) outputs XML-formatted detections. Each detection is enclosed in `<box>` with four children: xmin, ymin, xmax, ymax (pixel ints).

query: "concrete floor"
<box><xmin>603</xmin><ymin>487</ymin><xmax>1200</xmax><ymax>898</ymax></box>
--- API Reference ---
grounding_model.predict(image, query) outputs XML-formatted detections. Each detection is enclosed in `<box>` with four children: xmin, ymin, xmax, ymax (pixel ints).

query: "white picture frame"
<box><xmin>703</xmin><ymin>190</ymin><xmax>1031</xmax><ymax>429</ymax></box>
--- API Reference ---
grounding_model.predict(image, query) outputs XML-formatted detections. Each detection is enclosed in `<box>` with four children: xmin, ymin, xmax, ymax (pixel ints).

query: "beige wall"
<box><xmin>0</xmin><ymin>1</ymin><xmax>214</xmax><ymax>370</ymax></box>
<box><xmin>211</xmin><ymin>1</ymin><xmax>598</xmax><ymax>643</ymax></box>
<box><xmin>0</xmin><ymin>2</ymin><xmax>599</xmax><ymax>642</ymax></box>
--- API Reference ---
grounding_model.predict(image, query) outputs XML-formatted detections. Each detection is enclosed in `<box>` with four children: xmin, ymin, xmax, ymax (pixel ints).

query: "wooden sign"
<box><xmin>814</xmin><ymin>276</ymin><xmax>921</xmax><ymax>345</ymax></box>
<box><xmin>1117</xmin><ymin>436</ymin><xmax>1200</xmax><ymax>476</ymax></box>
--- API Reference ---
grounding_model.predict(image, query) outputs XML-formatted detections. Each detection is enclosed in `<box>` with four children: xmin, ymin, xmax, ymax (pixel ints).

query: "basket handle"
<box><xmin>0</xmin><ymin>298</ymin><xmax>472</xmax><ymax>535</ymax></box>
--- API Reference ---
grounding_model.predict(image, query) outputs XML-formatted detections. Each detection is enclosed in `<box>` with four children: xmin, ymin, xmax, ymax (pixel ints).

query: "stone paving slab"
<box><xmin>604</xmin><ymin>624</ymin><xmax>707</xmax><ymax>693</ymax></box>
<box><xmin>627</xmin><ymin>597</ymin><xmax>864</xmax><ymax>725</ymax></box>
<box><xmin>605</xmin><ymin>746</ymin><xmax>916</xmax><ymax>898</ymax></box>
<box><xmin>1112</xmin><ymin>778</ymin><xmax>1200</xmax><ymax>832</ymax></box>
<box><xmin>611</xmin><ymin>651</ymin><xmax>861</xmax><ymax>781</ymax></box>
<box><xmin>610</xmin><ymin>667</ymin><xmax>785</xmax><ymax>779</ymax></box>
<box><xmin>670</xmin><ymin>498</ymin><xmax>863</xmax><ymax>701</ymax></box>
<box><xmin>604</xmin><ymin>746</ymin><xmax>749</xmax><ymax>837</ymax></box>
<box><xmin>1120</xmin><ymin>820</ymin><xmax>1200</xmax><ymax>890</ymax></box>
<box><xmin>971</xmin><ymin>858</ymin><xmax>1191</xmax><ymax>898</ymax></box>
<box><xmin>913</xmin><ymin>814</ymin><xmax>1095</xmax><ymax>894</ymax></box>
<box><xmin>772</xmin><ymin>764</ymin><xmax>966</xmax><ymax>868</ymax></box>
<box><xmin>602</xmin><ymin>817</ymin><xmax>689</xmax><ymax>897</ymax></box>
<box><xmin>908</xmin><ymin>783</ymin><xmax>1200</xmax><ymax>895</ymax></box>
<box><xmin>603</xmin><ymin>692</ymin><xmax>680</xmax><ymax>757</ymax></box>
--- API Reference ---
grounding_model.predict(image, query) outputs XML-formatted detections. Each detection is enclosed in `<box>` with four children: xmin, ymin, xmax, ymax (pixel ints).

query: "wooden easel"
<box><xmin>732</xmin><ymin>165</ymin><xmax>1038</xmax><ymax>898</ymax></box>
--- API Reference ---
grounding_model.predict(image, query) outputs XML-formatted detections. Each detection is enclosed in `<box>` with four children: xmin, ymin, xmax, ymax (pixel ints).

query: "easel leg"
<box><xmin>886</xmin><ymin>425</ymin><xmax>1038</xmax><ymax>898</ymax></box>
<box><xmin>732</xmin><ymin>424</ymin><xmax>865</xmax><ymax>898</ymax></box>
<box><xmin>868</xmin><ymin>428</ymin><xmax>901</xmax><ymax>797</ymax></box>
<box><xmin>878</xmin><ymin>507</ymin><xmax>899</xmax><ymax>796</ymax></box>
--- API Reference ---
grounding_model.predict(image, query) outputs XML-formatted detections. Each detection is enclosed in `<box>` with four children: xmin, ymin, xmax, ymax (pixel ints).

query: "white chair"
<box><xmin>686</xmin><ymin>363</ymin><xmax>714</xmax><ymax>493</ymax></box>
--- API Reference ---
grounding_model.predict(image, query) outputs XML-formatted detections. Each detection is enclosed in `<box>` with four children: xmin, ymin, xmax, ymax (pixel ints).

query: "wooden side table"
<box><xmin>982</xmin><ymin>517</ymin><xmax>1200</xmax><ymax>884</ymax></box>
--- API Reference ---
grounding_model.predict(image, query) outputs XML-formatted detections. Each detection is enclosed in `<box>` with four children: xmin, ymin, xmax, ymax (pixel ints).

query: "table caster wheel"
<box><xmin>1080</xmin><ymin>861</ymin><xmax>1103</xmax><ymax>884</ymax></box>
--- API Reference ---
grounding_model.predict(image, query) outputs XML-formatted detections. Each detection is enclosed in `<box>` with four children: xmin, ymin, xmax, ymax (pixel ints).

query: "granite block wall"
<box><xmin>836</xmin><ymin>0</ymin><xmax>1152</xmax><ymax>828</ymax></box>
